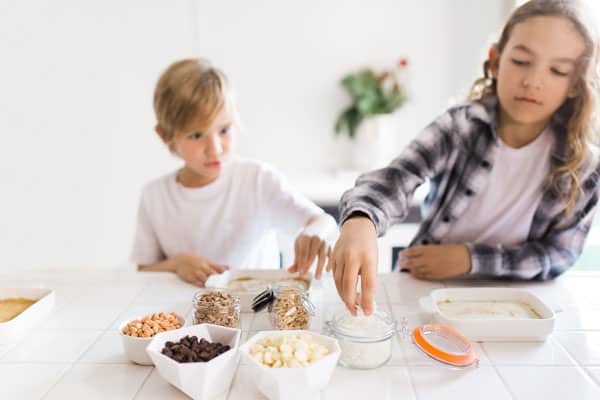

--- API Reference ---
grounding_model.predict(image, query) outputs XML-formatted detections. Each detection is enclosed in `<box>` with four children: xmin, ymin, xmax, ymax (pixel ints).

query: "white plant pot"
<box><xmin>350</xmin><ymin>114</ymin><xmax>396</xmax><ymax>172</ymax></box>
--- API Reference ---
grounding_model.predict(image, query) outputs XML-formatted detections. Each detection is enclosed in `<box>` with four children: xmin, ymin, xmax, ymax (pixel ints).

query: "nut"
<box><xmin>122</xmin><ymin>311</ymin><xmax>181</xmax><ymax>338</ymax></box>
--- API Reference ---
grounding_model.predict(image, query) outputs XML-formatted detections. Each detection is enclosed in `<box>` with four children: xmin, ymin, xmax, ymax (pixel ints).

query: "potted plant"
<box><xmin>335</xmin><ymin>58</ymin><xmax>409</xmax><ymax>139</ymax></box>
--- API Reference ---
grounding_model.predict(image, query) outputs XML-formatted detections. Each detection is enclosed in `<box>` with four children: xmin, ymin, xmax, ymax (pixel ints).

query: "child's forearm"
<box><xmin>303</xmin><ymin>213</ymin><xmax>338</xmax><ymax>243</ymax></box>
<box><xmin>137</xmin><ymin>256</ymin><xmax>179</xmax><ymax>273</ymax></box>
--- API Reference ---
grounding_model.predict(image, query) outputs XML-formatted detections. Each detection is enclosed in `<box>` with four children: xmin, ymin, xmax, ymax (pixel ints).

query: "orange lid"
<box><xmin>412</xmin><ymin>323</ymin><xmax>479</xmax><ymax>368</ymax></box>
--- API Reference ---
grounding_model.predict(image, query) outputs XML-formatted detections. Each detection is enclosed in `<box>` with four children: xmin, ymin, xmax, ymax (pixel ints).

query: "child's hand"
<box><xmin>288</xmin><ymin>234</ymin><xmax>331</xmax><ymax>279</ymax></box>
<box><xmin>330</xmin><ymin>217</ymin><xmax>378</xmax><ymax>316</ymax></box>
<box><xmin>172</xmin><ymin>253</ymin><xmax>229</xmax><ymax>287</ymax></box>
<box><xmin>399</xmin><ymin>244</ymin><xmax>471</xmax><ymax>280</ymax></box>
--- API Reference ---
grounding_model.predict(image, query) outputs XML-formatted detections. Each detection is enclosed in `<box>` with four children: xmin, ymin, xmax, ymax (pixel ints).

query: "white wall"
<box><xmin>0</xmin><ymin>0</ymin><xmax>505</xmax><ymax>270</ymax></box>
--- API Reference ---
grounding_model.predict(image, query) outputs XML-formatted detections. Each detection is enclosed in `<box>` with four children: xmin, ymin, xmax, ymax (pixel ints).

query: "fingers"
<box><xmin>207</xmin><ymin>263</ymin><xmax>229</xmax><ymax>275</ymax></box>
<box><xmin>297</xmin><ymin>235</ymin><xmax>321</xmax><ymax>275</ymax></box>
<box><xmin>325</xmin><ymin>247</ymin><xmax>333</xmax><ymax>272</ymax></box>
<box><xmin>359</xmin><ymin>263</ymin><xmax>376</xmax><ymax>315</ymax></box>
<box><xmin>341</xmin><ymin>253</ymin><xmax>360</xmax><ymax>316</ymax></box>
<box><xmin>287</xmin><ymin>264</ymin><xmax>298</xmax><ymax>273</ymax></box>
<box><xmin>314</xmin><ymin>242</ymin><xmax>327</xmax><ymax>279</ymax></box>
<box><xmin>399</xmin><ymin>257</ymin><xmax>424</xmax><ymax>271</ymax></box>
<box><xmin>400</xmin><ymin>246</ymin><xmax>425</xmax><ymax>258</ymax></box>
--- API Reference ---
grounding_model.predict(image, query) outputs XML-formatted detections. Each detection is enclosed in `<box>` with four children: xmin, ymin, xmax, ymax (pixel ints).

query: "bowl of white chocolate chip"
<box><xmin>239</xmin><ymin>330</ymin><xmax>340</xmax><ymax>400</ymax></box>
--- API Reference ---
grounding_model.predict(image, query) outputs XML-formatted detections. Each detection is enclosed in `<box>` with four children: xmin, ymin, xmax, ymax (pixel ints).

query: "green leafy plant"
<box><xmin>335</xmin><ymin>58</ymin><xmax>409</xmax><ymax>139</ymax></box>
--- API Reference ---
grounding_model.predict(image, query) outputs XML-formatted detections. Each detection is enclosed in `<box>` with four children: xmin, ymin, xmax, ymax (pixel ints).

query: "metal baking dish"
<box><xmin>0</xmin><ymin>288</ymin><xmax>55</xmax><ymax>344</ymax></box>
<box><xmin>419</xmin><ymin>287</ymin><xmax>555</xmax><ymax>342</ymax></box>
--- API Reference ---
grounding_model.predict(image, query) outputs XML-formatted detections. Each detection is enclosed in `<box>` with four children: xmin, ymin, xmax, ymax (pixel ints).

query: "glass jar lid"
<box><xmin>411</xmin><ymin>323</ymin><xmax>479</xmax><ymax>368</ymax></box>
<box><xmin>329</xmin><ymin>309</ymin><xmax>396</xmax><ymax>342</ymax></box>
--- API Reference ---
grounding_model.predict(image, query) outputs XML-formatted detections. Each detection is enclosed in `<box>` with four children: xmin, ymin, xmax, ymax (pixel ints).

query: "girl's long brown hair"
<box><xmin>470</xmin><ymin>0</ymin><xmax>600</xmax><ymax>215</ymax></box>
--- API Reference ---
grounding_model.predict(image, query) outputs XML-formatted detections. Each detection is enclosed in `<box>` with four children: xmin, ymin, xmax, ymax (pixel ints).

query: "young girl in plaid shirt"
<box><xmin>332</xmin><ymin>0</ymin><xmax>600</xmax><ymax>315</ymax></box>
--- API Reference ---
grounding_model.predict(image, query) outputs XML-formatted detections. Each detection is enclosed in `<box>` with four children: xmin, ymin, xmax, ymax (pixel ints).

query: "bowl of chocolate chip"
<box><xmin>146</xmin><ymin>323</ymin><xmax>241</xmax><ymax>399</ymax></box>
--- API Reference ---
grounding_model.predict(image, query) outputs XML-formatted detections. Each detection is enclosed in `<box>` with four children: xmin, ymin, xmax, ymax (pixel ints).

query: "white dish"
<box><xmin>146</xmin><ymin>324</ymin><xmax>241</xmax><ymax>399</ymax></box>
<box><xmin>239</xmin><ymin>330</ymin><xmax>340</xmax><ymax>400</ymax></box>
<box><xmin>118</xmin><ymin>313</ymin><xmax>186</xmax><ymax>365</ymax></box>
<box><xmin>0</xmin><ymin>288</ymin><xmax>55</xmax><ymax>344</ymax></box>
<box><xmin>206</xmin><ymin>269</ymin><xmax>313</xmax><ymax>312</ymax></box>
<box><xmin>420</xmin><ymin>287</ymin><xmax>555</xmax><ymax>341</ymax></box>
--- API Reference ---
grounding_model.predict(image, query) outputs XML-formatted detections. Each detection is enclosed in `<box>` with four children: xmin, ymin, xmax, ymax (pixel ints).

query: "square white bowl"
<box><xmin>421</xmin><ymin>287</ymin><xmax>555</xmax><ymax>341</ymax></box>
<box><xmin>239</xmin><ymin>330</ymin><xmax>340</xmax><ymax>400</ymax></box>
<box><xmin>205</xmin><ymin>269</ymin><xmax>313</xmax><ymax>312</ymax></box>
<box><xmin>118</xmin><ymin>313</ymin><xmax>185</xmax><ymax>365</ymax></box>
<box><xmin>0</xmin><ymin>288</ymin><xmax>55</xmax><ymax>344</ymax></box>
<box><xmin>146</xmin><ymin>323</ymin><xmax>241</xmax><ymax>399</ymax></box>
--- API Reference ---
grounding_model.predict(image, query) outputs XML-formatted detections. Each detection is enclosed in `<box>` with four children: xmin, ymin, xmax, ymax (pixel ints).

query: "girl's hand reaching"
<box><xmin>287</xmin><ymin>234</ymin><xmax>331</xmax><ymax>279</ymax></box>
<box><xmin>172</xmin><ymin>253</ymin><xmax>229</xmax><ymax>287</ymax></box>
<box><xmin>330</xmin><ymin>216</ymin><xmax>378</xmax><ymax>316</ymax></box>
<box><xmin>399</xmin><ymin>244</ymin><xmax>471</xmax><ymax>280</ymax></box>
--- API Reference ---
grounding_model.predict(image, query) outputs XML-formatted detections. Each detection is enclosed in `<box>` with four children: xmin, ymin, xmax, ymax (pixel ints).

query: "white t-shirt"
<box><xmin>130</xmin><ymin>157</ymin><xmax>323</xmax><ymax>269</ymax></box>
<box><xmin>442</xmin><ymin>128</ymin><xmax>554</xmax><ymax>246</ymax></box>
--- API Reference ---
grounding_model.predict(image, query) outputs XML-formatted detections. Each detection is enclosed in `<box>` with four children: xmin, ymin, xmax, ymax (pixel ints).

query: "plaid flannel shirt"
<box><xmin>340</xmin><ymin>95</ymin><xmax>600</xmax><ymax>280</ymax></box>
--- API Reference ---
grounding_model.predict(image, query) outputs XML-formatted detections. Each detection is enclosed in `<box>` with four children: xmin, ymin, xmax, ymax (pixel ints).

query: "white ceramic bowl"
<box><xmin>146</xmin><ymin>323</ymin><xmax>241</xmax><ymax>399</ymax></box>
<box><xmin>239</xmin><ymin>330</ymin><xmax>340</xmax><ymax>400</ymax></box>
<box><xmin>118</xmin><ymin>313</ymin><xmax>185</xmax><ymax>365</ymax></box>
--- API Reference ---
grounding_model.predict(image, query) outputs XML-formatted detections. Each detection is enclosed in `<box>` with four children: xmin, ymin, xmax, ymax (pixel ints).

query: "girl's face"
<box><xmin>171</xmin><ymin>106</ymin><xmax>233</xmax><ymax>187</ymax></box>
<box><xmin>493</xmin><ymin>16</ymin><xmax>585</xmax><ymax>127</ymax></box>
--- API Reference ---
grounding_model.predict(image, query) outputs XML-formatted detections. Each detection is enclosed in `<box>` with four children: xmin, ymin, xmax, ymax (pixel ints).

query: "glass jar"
<box><xmin>325</xmin><ymin>309</ymin><xmax>397</xmax><ymax>369</ymax></box>
<box><xmin>192</xmin><ymin>288</ymin><xmax>240</xmax><ymax>328</ymax></box>
<box><xmin>268</xmin><ymin>282</ymin><xmax>315</xmax><ymax>330</ymax></box>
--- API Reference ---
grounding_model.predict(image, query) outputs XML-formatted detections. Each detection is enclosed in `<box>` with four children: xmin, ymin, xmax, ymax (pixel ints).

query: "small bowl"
<box><xmin>146</xmin><ymin>324</ymin><xmax>241</xmax><ymax>399</ymax></box>
<box><xmin>239</xmin><ymin>330</ymin><xmax>340</xmax><ymax>400</ymax></box>
<box><xmin>118</xmin><ymin>313</ymin><xmax>185</xmax><ymax>365</ymax></box>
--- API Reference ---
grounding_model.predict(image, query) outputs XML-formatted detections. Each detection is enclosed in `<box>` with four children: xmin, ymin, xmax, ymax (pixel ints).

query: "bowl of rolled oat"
<box><xmin>119</xmin><ymin>311</ymin><xmax>185</xmax><ymax>365</ymax></box>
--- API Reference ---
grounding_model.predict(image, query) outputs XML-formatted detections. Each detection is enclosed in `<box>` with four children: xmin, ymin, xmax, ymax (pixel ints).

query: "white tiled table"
<box><xmin>1</xmin><ymin>269</ymin><xmax>600</xmax><ymax>400</ymax></box>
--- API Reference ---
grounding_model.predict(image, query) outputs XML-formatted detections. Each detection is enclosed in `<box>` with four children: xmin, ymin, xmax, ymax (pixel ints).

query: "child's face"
<box><xmin>172</xmin><ymin>107</ymin><xmax>233</xmax><ymax>186</ymax></box>
<box><xmin>493</xmin><ymin>16</ymin><xmax>585</xmax><ymax>127</ymax></box>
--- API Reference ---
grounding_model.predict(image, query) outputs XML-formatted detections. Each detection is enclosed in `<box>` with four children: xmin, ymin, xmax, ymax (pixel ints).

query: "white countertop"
<box><xmin>1</xmin><ymin>269</ymin><xmax>600</xmax><ymax>400</ymax></box>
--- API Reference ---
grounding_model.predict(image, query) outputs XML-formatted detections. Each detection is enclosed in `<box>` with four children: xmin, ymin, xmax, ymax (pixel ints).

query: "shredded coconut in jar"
<box><xmin>331</xmin><ymin>311</ymin><xmax>395</xmax><ymax>369</ymax></box>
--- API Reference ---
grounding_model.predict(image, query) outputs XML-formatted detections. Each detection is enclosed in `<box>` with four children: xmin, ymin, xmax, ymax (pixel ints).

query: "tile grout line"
<box><xmin>131</xmin><ymin>366</ymin><xmax>156</xmax><ymax>400</ymax></box>
<box><xmin>552</xmin><ymin>333</ymin><xmax>600</xmax><ymax>388</ymax></box>
<box><xmin>478</xmin><ymin>344</ymin><xmax>518</xmax><ymax>400</ymax></box>
<box><xmin>38</xmin><ymin>282</ymin><xmax>153</xmax><ymax>399</ymax></box>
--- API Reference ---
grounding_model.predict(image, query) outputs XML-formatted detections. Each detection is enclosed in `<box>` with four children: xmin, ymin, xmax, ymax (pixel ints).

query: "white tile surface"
<box><xmin>497</xmin><ymin>366</ymin><xmax>600</xmax><ymax>400</ymax></box>
<box><xmin>133</xmin><ymin>369</ymin><xmax>191</xmax><ymax>400</ymax></box>
<box><xmin>410</xmin><ymin>366</ymin><xmax>512</xmax><ymax>400</ymax></box>
<box><xmin>79</xmin><ymin>331</ymin><xmax>130</xmax><ymax>364</ymax></box>
<box><xmin>43</xmin><ymin>363</ymin><xmax>152</xmax><ymax>400</ymax></box>
<box><xmin>1</xmin><ymin>329</ymin><xmax>102</xmax><ymax>363</ymax></box>
<box><xmin>482</xmin><ymin>337</ymin><xmax>575</xmax><ymax>366</ymax></box>
<box><xmin>385</xmin><ymin>275</ymin><xmax>444</xmax><ymax>304</ymax></box>
<box><xmin>587</xmin><ymin>367</ymin><xmax>600</xmax><ymax>386</ymax></box>
<box><xmin>323</xmin><ymin>366</ymin><xmax>415</xmax><ymax>400</ymax></box>
<box><xmin>41</xmin><ymin>303</ymin><xmax>127</xmax><ymax>330</ymax></box>
<box><xmin>554</xmin><ymin>331</ymin><xmax>600</xmax><ymax>366</ymax></box>
<box><xmin>3</xmin><ymin>270</ymin><xmax>600</xmax><ymax>399</ymax></box>
<box><xmin>554</xmin><ymin>306</ymin><xmax>600</xmax><ymax>330</ymax></box>
<box><xmin>0</xmin><ymin>363</ymin><xmax>70</xmax><ymax>399</ymax></box>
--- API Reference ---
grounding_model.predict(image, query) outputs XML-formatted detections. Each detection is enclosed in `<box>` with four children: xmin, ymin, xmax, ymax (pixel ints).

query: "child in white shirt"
<box><xmin>131</xmin><ymin>59</ymin><xmax>337</xmax><ymax>286</ymax></box>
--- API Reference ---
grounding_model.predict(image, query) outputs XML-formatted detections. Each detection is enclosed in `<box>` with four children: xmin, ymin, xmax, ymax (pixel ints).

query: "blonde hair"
<box><xmin>153</xmin><ymin>58</ymin><xmax>236</xmax><ymax>149</ymax></box>
<box><xmin>470</xmin><ymin>0</ymin><xmax>600</xmax><ymax>215</ymax></box>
